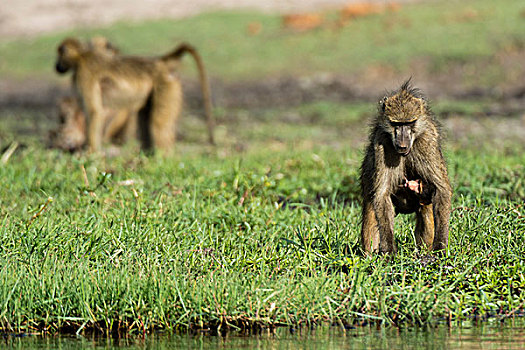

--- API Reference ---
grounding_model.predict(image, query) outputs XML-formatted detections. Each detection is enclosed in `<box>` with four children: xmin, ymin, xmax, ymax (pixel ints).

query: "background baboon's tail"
<box><xmin>162</xmin><ymin>44</ymin><xmax>215</xmax><ymax>145</ymax></box>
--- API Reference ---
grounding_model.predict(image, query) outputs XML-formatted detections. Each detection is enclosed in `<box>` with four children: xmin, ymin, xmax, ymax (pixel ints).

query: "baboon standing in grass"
<box><xmin>55</xmin><ymin>37</ymin><xmax>214</xmax><ymax>153</ymax></box>
<box><xmin>360</xmin><ymin>80</ymin><xmax>452</xmax><ymax>254</ymax></box>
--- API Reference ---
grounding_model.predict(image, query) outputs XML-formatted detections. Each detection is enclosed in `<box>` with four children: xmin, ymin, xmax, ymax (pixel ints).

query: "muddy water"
<box><xmin>4</xmin><ymin>321</ymin><xmax>525</xmax><ymax>349</ymax></box>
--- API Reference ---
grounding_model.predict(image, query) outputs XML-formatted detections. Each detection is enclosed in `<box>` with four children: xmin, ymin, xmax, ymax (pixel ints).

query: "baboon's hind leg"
<box><xmin>150</xmin><ymin>75</ymin><xmax>182</xmax><ymax>153</ymax></box>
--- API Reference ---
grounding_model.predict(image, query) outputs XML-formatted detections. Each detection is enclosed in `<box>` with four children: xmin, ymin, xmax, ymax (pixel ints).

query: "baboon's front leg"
<box><xmin>361</xmin><ymin>200</ymin><xmax>380</xmax><ymax>254</ymax></box>
<box><xmin>82</xmin><ymin>85</ymin><xmax>104</xmax><ymax>152</ymax></box>
<box><xmin>432</xmin><ymin>186</ymin><xmax>452</xmax><ymax>251</ymax></box>
<box><xmin>415</xmin><ymin>203</ymin><xmax>434</xmax><ymax>250</ymax></box>
<box><xmin>86</xmin><ymin>110</ymin><xmax>104</xmax><ymax>152</ymax></box>
<box><xmin>374</xmin><ymin>194</ymin><xmax>396</xmax><ymax>254</ymax></box>
<box><xmin>103</xmin><ymin>109</ymin><xmax>130</xmax><ymax>143</ymax></box>
<box><xmin>121</xmin><ymin>113</ymin><xmax>138</xmax><ymax>142</ymax></box>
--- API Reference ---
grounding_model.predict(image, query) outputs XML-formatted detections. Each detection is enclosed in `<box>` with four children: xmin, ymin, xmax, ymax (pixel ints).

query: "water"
<box><xmin>3</xmin><ymin>321</ymin><xmax>525</xmax><ymax>349</ymax></box>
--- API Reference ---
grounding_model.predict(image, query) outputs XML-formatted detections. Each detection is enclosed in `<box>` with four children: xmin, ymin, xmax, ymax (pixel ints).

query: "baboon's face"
<box><xmin>379</xmin><ymin>92</ymin><xmax>426</xmax><ymax>156</ymax></box>
<box><xmin>55</xmin><ymin>39</ymin><xmax>82</xmax><ymax>74</ymax></box>
<box><xmin>391</xmin><ymin>121</ymin><xmax>415</xmax><ymax>155</ymax></box>
<box><xmin>88</xmin><ymin>36</ymin><xmax>120</xmax><ymax>57</ymax></box>
<box><xmin>52</xmin><ymin>99</ymin><xmax>86</xmax><ymax>152</ymax></box>
<box><xmin>55</xmin><ymin>45</ymin><xmax>72</xmax><ymax>74</ymax></box>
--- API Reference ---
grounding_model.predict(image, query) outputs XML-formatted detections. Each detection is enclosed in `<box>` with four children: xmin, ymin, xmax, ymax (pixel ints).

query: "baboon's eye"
<box><xmin>390</xmin><ymin>120</ymin><xmax>416</xmax><ymax>127</ymax></box>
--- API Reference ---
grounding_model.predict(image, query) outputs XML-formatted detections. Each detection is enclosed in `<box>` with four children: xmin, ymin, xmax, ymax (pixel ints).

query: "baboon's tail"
<box><xmin>162</xmin><ymin>44</ymin><xmax>215</xmax><ymax>145</ymax></box>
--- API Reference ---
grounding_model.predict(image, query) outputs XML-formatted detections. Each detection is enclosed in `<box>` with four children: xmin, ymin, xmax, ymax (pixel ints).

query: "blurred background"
<box><xmin>0</xmin><ymin>0</ymin><xmax>524</xmax><ymax>152</ymax></box>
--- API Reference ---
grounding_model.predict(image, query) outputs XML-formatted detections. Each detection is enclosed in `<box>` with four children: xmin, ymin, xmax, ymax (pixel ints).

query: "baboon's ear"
<box><xmin>106</xmin><ymin>42</ymin><xmax>119</xmax><ymax>54</ymax></box>
<box><xmin>416</xmin><ymin>98</ymin><xmax>425</xmax><ymax>114</ymax></box>
<box><xmin>379</xmin><ymin>97</ymin><xmax>387</xmax><ymax>112</ymax></box>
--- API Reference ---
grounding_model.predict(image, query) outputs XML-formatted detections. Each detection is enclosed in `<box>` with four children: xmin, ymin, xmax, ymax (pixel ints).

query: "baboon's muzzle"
<box><xmin>394</xmin><ymin>125</ymin><xmax>412</xmax><ymax>155</ymax></box>
<box><xmin>55</xmin><ymin>61</ymin><xmax>69</xmax><ymax>74</ymax></box>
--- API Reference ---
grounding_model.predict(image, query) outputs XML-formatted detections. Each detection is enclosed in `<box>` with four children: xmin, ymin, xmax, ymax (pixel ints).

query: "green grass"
<box><xmin>0</xmin><ymin>0</ymin><xmax>524</xmax><ymax>82</ymax></box>
<box><xmin>0</xmin><ymin>98</ymin><xmax>524</xmax><ymax>335</ymax></box>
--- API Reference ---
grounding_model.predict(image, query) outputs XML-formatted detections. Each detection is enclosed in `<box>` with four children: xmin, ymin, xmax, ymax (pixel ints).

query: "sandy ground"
<box><xmin>0</xmin><ymin>0</ymin><xmax>409</xmax><ymax>39</ymax></box>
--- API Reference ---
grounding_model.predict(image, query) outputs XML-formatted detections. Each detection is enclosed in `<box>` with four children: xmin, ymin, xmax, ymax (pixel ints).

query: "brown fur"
<box><xmin>360</xmin><ymin>80</ymin><xmax>452</xmax><ymax>254</ymax></box>
<box><xmin>55</xmin><ymin>37</ymin><xmax>214</xmax><ymax>153</ymax></box>
<box><xmin>87</xmin><ymin>36</ymin><xmax>120</xmax><ymax>57</ymax></box>
<box><xmin>51</xmin><ymin>37</ymin><xmax>136</xmax><ymax>151</ymax></box>
<box><xmin>50</xmin><ymin>96</ymin><xmax>86</xmax><ymax>152</ymax></box>
<box><xmin>50</xmin><ymin>96</ymin><xmax>136</xmax><ymax>152</ymax></box>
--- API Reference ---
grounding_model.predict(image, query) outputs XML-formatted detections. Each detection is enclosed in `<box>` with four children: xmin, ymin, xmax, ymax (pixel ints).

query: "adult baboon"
<box><xmin>84</xmin><ymin>36</ymin><xmax>137</xmax><ymax>142</ymax></box>
<box><xmin>51</xmin><ymin>37</ymin><xmax>136</xmax><ymax>151</ymax></box>
<box><xmin>360</xmin><ymin>80</ymin><xmax>452</xmax><ymax>254</ymax></box>
<box><xmin>55</xmin><ymin>37</ymin><xmax>214</xmax><ymax>153</ymax></box>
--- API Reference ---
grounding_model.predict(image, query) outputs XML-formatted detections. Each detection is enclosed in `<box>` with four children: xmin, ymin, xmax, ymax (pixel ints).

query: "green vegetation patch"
<box><xmin>0</xmin><ymin>130</ymin><xmax>524</xmax><ymax>334</ymax></box>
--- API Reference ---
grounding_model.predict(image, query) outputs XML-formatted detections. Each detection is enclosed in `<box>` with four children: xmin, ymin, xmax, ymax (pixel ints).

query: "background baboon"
<box><xmin>55</xmin><ymin>37</ymin><xmax>214</xmax><ymax>153</ymax></box>
<box><xmin>50</xmin><ymin>37</ymin><xmax>136</xmax><ymax>151</ymax></box>
<box><xmin>360</xmin><ymin>80</ymin><xmax>452</xmax><ymax>254</ymax></box>
<box><xmin>87</xmin><ymin>36</ymin><xmax>120</xmax><ymax>57</ymax></box>
<box><xmin>49</xmin><ymin>96</ymin><xmax>86</xmax><ymax>152</ymax></box>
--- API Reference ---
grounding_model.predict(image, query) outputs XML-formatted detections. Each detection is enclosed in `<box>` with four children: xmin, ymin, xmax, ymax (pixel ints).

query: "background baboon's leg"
<box><xmin>103</xmin><ymin>109</ymin><xmax>129</xmax><ymax>143</ymax></box>
<box><xmin>121</xmin><ymin>113</ymin><xmax>138</xmax><ymax>142</ymax></box>
<box><xmin>361</xmin><ymin>201</ymin><xmax>380</xmax><ymax>254</ymax></box>
<box><xmin>82</xmin><ymin>85</ymin><xmax>104</xmax><ymax>152</ymax></box>
<box><xmin>86</xmin><ymin>110</ymin><xmax>104</xmax><ymax>152</ymax></box>
<box><xmin>415</xmin><ymin>203</ymin><xmax>434</xmax><ymax>250</ymax></box>
<box><xmin>150</xmin><ymin>76</ymin><xmax>182</xmax><ymax>152</ymax></box>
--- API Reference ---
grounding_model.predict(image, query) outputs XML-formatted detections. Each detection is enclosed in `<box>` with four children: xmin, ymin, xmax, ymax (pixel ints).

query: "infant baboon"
<box><xmin>55</xmin><ymin>37</ymin><xmax>214</xmax><ymax>153</ymax></box>
<box><xmin>360</xmin><ymin>80</ymin><xmax>452</xmax><ymax>254</ymax></box>
<box><xmin>87</xmin><ymin>36</ymin><xmax>120</xmax><ymax>57</ymax></box>
<box><xmin>50</xmin><ymin>96</ymin><xmax>86</xmax><ymax>152</ymax></box>
<box><xmin>50</xmin><ymin>96</ymin><xmax>135</xmax><ymax>152</ymax></box>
